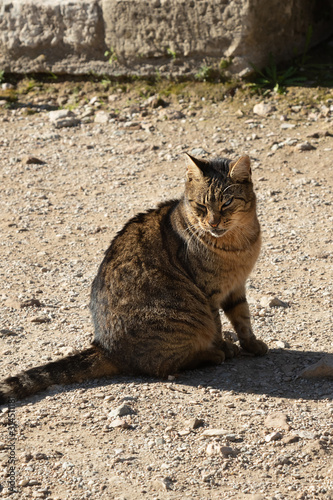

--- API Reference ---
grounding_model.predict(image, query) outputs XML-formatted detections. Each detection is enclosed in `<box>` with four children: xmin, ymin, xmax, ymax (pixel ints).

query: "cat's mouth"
<box><xmin>198</xmin><ymin>222</ymin><xmax>229</xmax><ymax>238</ymax></box>
<box><xmin>208</xmin><ymin>228</ymin><xmax>228</xmax><ymax>238</ymax></box>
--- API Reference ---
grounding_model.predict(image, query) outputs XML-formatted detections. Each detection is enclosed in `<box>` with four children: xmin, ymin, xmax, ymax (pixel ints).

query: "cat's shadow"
<box><xmin>11</xmin><ymin>348</ymin><xmax>332</xmax><ymax>408</ymax></box>
<box><xmin>180</xmin><ymin>348</ymin><xmax>333</xmax><ymax>401</ymax></box>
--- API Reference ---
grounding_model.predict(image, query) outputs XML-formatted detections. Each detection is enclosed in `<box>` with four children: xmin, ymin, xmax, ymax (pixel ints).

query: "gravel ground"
<box><xmin>0</xmin><ymin>82</ymin><xmax>332</xmax><ymax>500</ymax></box>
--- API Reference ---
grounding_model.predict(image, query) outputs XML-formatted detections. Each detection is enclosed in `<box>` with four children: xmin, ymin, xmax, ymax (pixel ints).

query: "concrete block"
<box><xmin>0</xmin><ymin>0</ymin><xmax>332</xmax><ymax>77</ymax></box>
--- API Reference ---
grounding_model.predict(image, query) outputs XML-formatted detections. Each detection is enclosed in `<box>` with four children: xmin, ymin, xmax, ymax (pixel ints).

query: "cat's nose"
<box><xmin>208</xmin><ymin>214</ymin><xmax>220</xmax><ymax>228</ymax></box>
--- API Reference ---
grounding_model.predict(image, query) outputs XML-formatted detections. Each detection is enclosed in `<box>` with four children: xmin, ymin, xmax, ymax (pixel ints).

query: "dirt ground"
<box><xmin>0</xmin><ymin>81</ymin><xmax>332</xmax><ymax>500</ymax></box>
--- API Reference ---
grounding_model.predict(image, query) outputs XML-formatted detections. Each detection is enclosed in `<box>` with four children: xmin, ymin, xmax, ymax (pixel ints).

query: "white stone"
<box><xmin>265</xmin><ymin>431</ymin><xmax>283</xmax><ymax>442</ymax></box>
<box><xmin>299</xmin><ymin>355</ymin><xmax>333</xmax><ymax>379</ymax></box>
<box><xmin>49</xmin><ymin>109</ymin><xmax>73</xmax><ymax>121</ymax></box>
<box><xmin>253</xmin><ymin>102</ymin><xmax>275</xmax><ymax>117</ymax></box>
<box><xmin>62</xmin><ymin>462</ymin><xmax>74</xmax><ymax>469</ymax></box>
<box><xmin>59</xmin><ymin>346</ymin><xmax>79</xmax><ymax>356</ymax></box>
<box><xmin>94</xmin><ymin>112</ymin><xmax>111</xmax><ymax>124</ymax></box>
<box><xmin>264</xmin><ymin>413</ymin><xmax>291</xmax><ymax>431</ymax></box>
<box><xmin>295</xmin><ymin>141</ymin><xmax>316</xmax><ymax>151</ymax></box>
<box><xmin>108</xmin><ymin>403</ymin><xmax>134</xmax><ymax>419</ymax></box>
<box><xmin>206</xmin><ymin>442</ymin><xmax>221</xmax><ymax>456</ymax></box>
<box><xmin>202</xmin><ymin>428</ymin><xmax>229</xmax><ymax>437</ymax></box>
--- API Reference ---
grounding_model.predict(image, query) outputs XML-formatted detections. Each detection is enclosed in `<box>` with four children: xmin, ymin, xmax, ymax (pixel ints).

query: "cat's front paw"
<box><xmin>240</xmin><ymin>338</ymin><xmax>268</xmax><ymax>356</ymax></box>
<box><xmin>209</xmin><ymin>349</ymin><xmax>226</xmax><ymax>365</ymax></box>
<box><xmin>221</xmin><ymin>340</ymin><xmax>240</xmax><ymax>359</ymax></box>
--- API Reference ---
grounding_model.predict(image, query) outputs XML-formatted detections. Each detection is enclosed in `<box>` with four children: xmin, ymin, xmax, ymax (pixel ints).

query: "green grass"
<box><xmin>248</xmin><ymin>27</ymin><xmax>333</xmax><ymax>94</ymax></box>
<box><xmin>248</xmin><ymin>53</ymin><xmax>307</xmax><ymax>95</ymax></box>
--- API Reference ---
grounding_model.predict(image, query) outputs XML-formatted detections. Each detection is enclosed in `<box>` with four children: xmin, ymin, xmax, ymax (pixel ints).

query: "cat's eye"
<box><xmin>195</xmin><ymin>203</ymin><xmax>207</xmax><ymax>214</ymax></box>
<box><xmin>223</xmin><ymin>197</ymin><xmax>233</xmax><ymax>208</ymax></box>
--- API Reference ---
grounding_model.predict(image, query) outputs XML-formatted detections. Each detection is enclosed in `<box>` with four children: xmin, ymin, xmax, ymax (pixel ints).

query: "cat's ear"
<box><xmin>229</xmin><ymin>155</ymin><xmax>252</xmax><ymax>182</ymax></box>
<box><xmin>185</xmin><ymin>153</ymin><xmax>209</xmax><ymax>181</ymax></box>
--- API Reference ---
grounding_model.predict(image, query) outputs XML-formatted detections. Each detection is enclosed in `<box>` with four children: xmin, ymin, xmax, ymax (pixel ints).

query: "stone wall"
<box><xmin>0</xmin><ymin>0</ymin><xmax>332</xmax><ymax>77</ymax></box>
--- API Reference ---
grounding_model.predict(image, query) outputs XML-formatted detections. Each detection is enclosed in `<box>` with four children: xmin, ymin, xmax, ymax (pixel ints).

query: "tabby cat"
<box><xmin>0</xmin><ymin>153</ymin><xmax>268</xmax><ymax>403</ymax></box>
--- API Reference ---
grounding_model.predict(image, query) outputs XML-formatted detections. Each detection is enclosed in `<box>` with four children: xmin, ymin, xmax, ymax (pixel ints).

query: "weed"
<box><xmin>297</xmin><ymin>25</ymin><xmax>313</xmax><ymax>67</ymax></box>
<box><xmin>291</xmin><ymin>25</ymin><xmax>333</xmax><ymax>85</ymax></box>
<box><xmin>101</xmin><ymin>77</ymin><xmax>112</xmax><ymax>89</ymax></box>
<box><xmin>167</xmin><ymin>48</ymin><xmax>177</xmax><ymax>61</ymax></box>
<box><xmin>219</xmin><ymin>57</ymin><xmax>233</xmax><ymax>71</ymax></box>
<box><xmin>0</xmin><ymin>70</ymin><xmax>5</xmax><ymax>84</ymax></box>
<box><xmin>25</xmin><ymin>108</ymin><xmax>37</xmax><ymax>116</ymax></box>
<box><xmin>195</xmin><ymin>65</ymin><xmax>215</xmax><ymax>82</ymax></box>
<box><xmin>104</xmin><ymin>47</ymin><xmax>118</xmax><ymax>65</ymax></box>
<box><xmin>46</xmin><ymin>72</ymin><xmax>58</xmax><ymax>81</ymax></box>
<box><xmin>26</xmin><ymin>79</ymin><xmax>37</xmax><ymax>92</ymax></box>
<box><xmin>88</xmin><ymin>70</ymin><xmax>99</xmax><ymax>81</ymax></box>
<box><xmin>65</xmin><ymin>101</ymin><xmax>81</xmax><ymax>111</ymax></box>
<box><xmin>72</xmin><ymin>84</ymin><xmax>83</xmax><ymax>95</ymax></box>
<box><xmin>248</xmin><ymin>27</ymin><xmax>316</xmax><ymax>94</ymax></box>
<box><xmin>118</xmin><ymin>83</ymin><xmax>127</xmax><ymax>93</ymax></box>
<box><xmin>19</xmin><ymin>78</ymin><xmax>43</xmax><ymax>94</ymax></box>
<box><xmin>154</xmin><ymin>69</ymin><xmax>162</xmax><ymax>84</ymax></box>
<box><xmin>194</xmin><ymin>59</ymin><xmax>230</xmax><ymax>83</ymax></box>
<box><xmin>0</xmin><ymin>89</ymin><xmax>18</xmax><ymax>103</ymax></box>
<box><xmin>159</xmin><ymin>81</ymin><xmax>187</xmax><ymax>98</ymax></box>
<box><xmin>249</xmin><ymin>53</ymin><xmax>307</xmax><ymax>95</ymax></box>
<box><xmin>138</xmin><ymin>84</ymin><xmax>156</xmax><ymax>98</ymax></box>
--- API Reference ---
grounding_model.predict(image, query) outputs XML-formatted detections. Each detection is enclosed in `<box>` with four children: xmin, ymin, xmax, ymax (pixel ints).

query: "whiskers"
<box><xmin>214</xmin><ymin>221</ymin><xmax>259</xmax><ymax>251</ymax></box>
<box><xmin>179</xmin><ymin>222</ymin><xmax>206</xmax><ymax>259</ymax></box>
<box><xmin>222</xmin><ymin>184</ymin><xmax>238</xmax><ymax>196</ymax></box>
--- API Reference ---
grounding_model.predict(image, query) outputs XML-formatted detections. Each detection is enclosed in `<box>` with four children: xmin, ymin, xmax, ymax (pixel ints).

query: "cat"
<box><xmin>0</xmin><ymin>153</ymin><xmax>268</xmax><ymax>403</ymax></box>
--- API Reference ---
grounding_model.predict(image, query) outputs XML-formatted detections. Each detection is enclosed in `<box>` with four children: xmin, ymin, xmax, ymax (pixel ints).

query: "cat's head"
<box><xmin>184</xmin><ymin>154</ymin><xmax>257</xmax><ymax>238</ymax></box>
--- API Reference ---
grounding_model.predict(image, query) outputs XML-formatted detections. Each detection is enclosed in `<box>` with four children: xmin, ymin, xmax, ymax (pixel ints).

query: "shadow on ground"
<box><xmin>9</xmin><ymin>348</ymin><xmax>332</xmax><ymax>409</ymax></box>
<box><xmin>179</xmin><ymin>348</ymin><xmax>333</xmax><ymax>401</ymax></box>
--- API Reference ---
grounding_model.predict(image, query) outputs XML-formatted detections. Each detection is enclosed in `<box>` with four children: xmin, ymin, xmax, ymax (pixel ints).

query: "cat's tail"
<box><xmin>0</xmin><ymin>345</ymin><xmax>119</xmax><ymax>404</ymax></box>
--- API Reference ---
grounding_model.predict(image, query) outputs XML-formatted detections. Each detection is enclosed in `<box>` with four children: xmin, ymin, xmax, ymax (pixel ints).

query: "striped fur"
<box><xmin>0</xmin><ymin>346</ymin><xmax>118</xmax><ymax>404</ymax></box>
<box><xmin>0</xmin><ymin>154</ymin><xmax>267</xmax><ymax>403</ymax></box>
